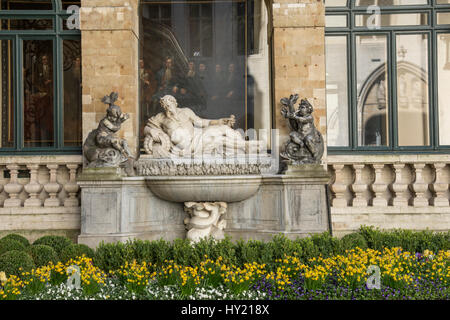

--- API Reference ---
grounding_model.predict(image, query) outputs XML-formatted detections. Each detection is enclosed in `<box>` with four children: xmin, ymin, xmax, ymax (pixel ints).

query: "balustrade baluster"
<box><xmin>411</xmin><ymin>163</ymin><xmax>429</xmax><ymax>207</ymax></box>
<box><xmin>44</xmin><ymin>164</ymin><xmax>61</xmax><ymax>207</ymax></box>
<box><xmin>24</xmin><ymin>164</ymin><xmax>43</xmax><ymax>207</ymax></box>
<box><xmin>64</xmin><ymin>164</ymin><xmax>80</xmax><ymax>207</ymax></box>
<box><xmin>431</xmin><ymin>163</ymin><xmax>449</xmax><ymax>207</ymax></box>
<box><xmin>351</xmin><ymin>164</ymin><xmax>367</xmax><ymax>207</ymax></box>
<box><xmin>4</xmin><ymin>164</ymin><xmax>23</xmax><ymax>207</ymax></box>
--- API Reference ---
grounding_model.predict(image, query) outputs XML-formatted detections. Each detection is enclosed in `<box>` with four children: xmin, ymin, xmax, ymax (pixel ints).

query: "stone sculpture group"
<box><xmin>82</xmin><ymin>92</ymin><xmax>325</xmax><ymax>242</ymax></box>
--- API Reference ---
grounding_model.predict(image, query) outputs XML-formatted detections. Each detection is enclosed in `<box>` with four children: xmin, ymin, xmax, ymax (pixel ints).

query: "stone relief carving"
<box><xmin>184</xmin><ymin>201</ymin><xmax>227</xmax><ymax>242</ymax></box>
<box><xmin>280</xmin><ymin>94</ymin><xmax>324</xmax><ymax>165</ymax></box>
<box><xmin>135</xmin><ymin>159</ymin><xmax>273</xmax><ymax>176</ymax></box>
<box><xmin>143</xmin><ymin>95</ymin><xmax>263</xmax><ymax>158</ymax></box>
<box><xmin>83</xmin><ymin>92</ymin><xmax>134</xmax><ymax>171</ymax></box>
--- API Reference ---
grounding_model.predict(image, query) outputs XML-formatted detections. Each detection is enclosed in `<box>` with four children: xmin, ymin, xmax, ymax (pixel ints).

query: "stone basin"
<box><xmin>145</xmin><ymin>175</ymin><xmax>262</xmax><ymax>203</ymax></box>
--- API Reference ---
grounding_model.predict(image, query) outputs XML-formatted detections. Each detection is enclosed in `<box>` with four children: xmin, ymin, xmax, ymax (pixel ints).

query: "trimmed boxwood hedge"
<box><xmin>0</xmin><ymin>238</ymin><xmax>26</xmax><ymax>256</ymax></box>
<box><xmin>0</xmin><ymin>234</ymin><xmax>30</xmax><ymax>248</ymax></box>
<box><xmin>27</xmin><ymin>245</ymin><xmax>59</xmax><ymax>267</ymax></box>
<box><xmin>60</xmin><ymin>244</ymin><xmax>95</xmax><ymax>263</ymax></box>
<box><xmin>0</xmin><ymin>250</ymin><xmax>35</xmax><ymax>276</ymax></box>
<box><xmin>32</xmin><ymin>235</ymin><xmax>73</xmax><ymax>257</ymax></box>
<box><xmin>0</xmin><ymin>226</ymin><xmax>448</xmax><ymax>275</ymax></box>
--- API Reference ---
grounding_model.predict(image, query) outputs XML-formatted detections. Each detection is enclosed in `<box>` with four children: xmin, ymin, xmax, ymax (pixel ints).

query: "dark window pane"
<box><xmin>140</xmin><ymin>0</ymin><xmax>270</xmax><ymax>139</ymax></box>
<box><xmin>190</xmin><ymin>4</ymin><xmax>199</xmax><ymax>17</ymax></box>
<box><xmin>1</xmin><ymin>0</ymin><xmax>53</xmax><ymax>10</ymax></box>
<box><xmin>0</xmin><ymin>19</ymin><xmax>53</xmax><ymax>30</ymax></box>
<box><xmin>61</xmin><ymin>0</ymin><xmax>80</xmax><ymax>11</ymax></box>
<box><xmin>23</xmin><ymin>39</ymin><xmax>54</xmax><ymax>148</ymax></box>
<box><xmin>0</xmin><ymin>39</ymin><xmax>14</xmax><ymax>148</ymax></box>
<box><xmin>63</xmin><ymin>39</ymin><xmax>82</xmax><ymax>147</ymax></box>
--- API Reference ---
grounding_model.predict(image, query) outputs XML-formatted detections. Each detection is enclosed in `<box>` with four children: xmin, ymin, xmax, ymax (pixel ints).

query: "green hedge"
<box><xmin>0</xmin><ymin>238</ymin><xmax>26</xmax><ymax>256</ymax></box>
<box><xmin>60</xmin><ymin>244</ymin><xmax>95</xmax><ymax>263</ymax></box>
<box><xmin>32</xmin><ymin>235</ymin><xmax>73</xmax><ymax>257</ymax></box>
<box><xmin>27</xmin><ymin>245</ymin><xmax>59</xmax><ymax>267</ymax></box>
<box><xmin>0</xmin><ymin>234</ymin><xmax>30</xmax><ymax>248</ymax></box>
<box><xmin>0</xmin><ymin>250</ymin><xmax>35</xmax><ymax>276</ymax></box>
<box><xmin>93</xmin><ymin>226</ymin><xmax>450</xmax><ymax>272</ymax></box>
<box><xmin>2</xmin><ymin>226</ymin><xmax>449</xmax><ymax>274</ymax></box>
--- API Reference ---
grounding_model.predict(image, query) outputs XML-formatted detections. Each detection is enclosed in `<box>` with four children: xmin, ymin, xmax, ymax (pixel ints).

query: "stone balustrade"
<box><xmin>0</xmin><ymin>155</ymin><xmax>82</xmax><ymax>242</ymax></box>
<box><xmin>327</xmin><ymin>155</ymin><xmax>450</xmax><ymax>208</ymax></box>
<box><xmin>0</xmin><ymin>156</ymin><xmax>82</xmax><ymax>209</ymax></box>
<box><xmin>327</xmin><ymin>155</ymin><xmax>450</xmax><ymax>236</ymax></box>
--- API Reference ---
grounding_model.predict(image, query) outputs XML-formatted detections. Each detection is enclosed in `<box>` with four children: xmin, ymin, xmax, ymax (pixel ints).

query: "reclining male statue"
<box><xmin>143</xmin><ymin>95</ymin><xmax>262</xmax><ymax>158</ymax></box>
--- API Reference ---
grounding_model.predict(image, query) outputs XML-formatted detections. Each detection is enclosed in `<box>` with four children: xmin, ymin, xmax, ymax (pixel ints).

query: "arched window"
<box><xmin>325</xmin><ymin>0</ymin><xmax>450</xmax><ymax>152</ymax></box>
<box><xmin>138</xmin><ymin>0</ymin><xmax>272</xmax><ymax>150</ymax></box>
<box><xmin>0</xmin><ymin>0</ymin><xmax>81</xmax><ymax>153</ymax></box>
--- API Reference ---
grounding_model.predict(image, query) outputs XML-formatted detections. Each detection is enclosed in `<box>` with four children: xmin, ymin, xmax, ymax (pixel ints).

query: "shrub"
<box><xmin>0</xmin><ymin>238</ymin><xmax>26</xmax><ymax>256</ymax></box>
<box><xmin>1</xmin><ymin>234</ymin><xmax>30</xmax><ymax>248</ymax></box>
<box><xmin>27</xmin><ymin>245</ymin><xmax>58</xmax><ymax>267</ymax></box>
<box><xmin>171</xmin><ymin>238</ymin><xmax>195</xmax><ymax>266</ymax></box>
<box><xmin>358</xmin><ymin>226</ymin><xmax>450</xmax><ymax>253</ymax></box>
<box><xmin>310</xmin><ymin>232</ymin><xmax>342</xmax><ymax>257</ymax></box>
<box><xmin>94</xmin><ymin>241</ymin><xmax>131</xmax><ymax>273</ymax></box>
<box><xmin>192</xmin><ymin>237</ymin><xmax>237</xmax><ymax>265</ymax></box>
<box><xmin>32</xmin><ymin>235</ymin><xmax>73</xmax><ymax>257</ymax></box>
<box><xmin>60</xmin><ymin>244</ymin><xmax>95</xmax><ymax>263</ymax></box>
<box><xmin>340</xmin><ymin>233</ymin><xmax>368</xmax><ymax>250</ymax></box>
<box><xmin>0</xmin><ymin>250</ymin><xmax>35</xmax><ymax>276</ymax></box>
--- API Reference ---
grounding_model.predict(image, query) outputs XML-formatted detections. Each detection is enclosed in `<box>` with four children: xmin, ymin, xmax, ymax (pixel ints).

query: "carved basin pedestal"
<box><xmin>146</xmin><ymin>175</ymin><xmax>262</xmax><ymax>242</ymax></box>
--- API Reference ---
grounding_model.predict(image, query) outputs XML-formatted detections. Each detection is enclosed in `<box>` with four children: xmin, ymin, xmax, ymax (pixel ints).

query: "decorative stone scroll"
<box><xmin>184</xmin><ymin>202</ymin><xmax>227</xmax><ymax>242</ymax></box>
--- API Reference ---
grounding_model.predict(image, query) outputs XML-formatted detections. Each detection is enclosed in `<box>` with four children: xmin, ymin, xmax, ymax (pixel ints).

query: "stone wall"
<box><xmin>80</xmin><ymin>0</ymin><xmax>140</xmax><ymax>158</ymax></box>
<box><xmin>272</xmin><ymin>0</ymin><xmax>327</xmax><ymax>156</ymax></box>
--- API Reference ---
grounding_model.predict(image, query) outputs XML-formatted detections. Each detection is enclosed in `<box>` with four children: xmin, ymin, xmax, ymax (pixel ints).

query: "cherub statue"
<box><xmin>83</xmin><ymin>92</ymin><xmax>134</xmax><ymax>169</ymax></box>
<box><xmin>280</xmin><ymin>94</ymin><xmax>324</xmax><ymax>164</ymax></box>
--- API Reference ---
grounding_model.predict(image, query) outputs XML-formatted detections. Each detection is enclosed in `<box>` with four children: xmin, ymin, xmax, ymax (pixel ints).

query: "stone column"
<box><xmin>272</xmin><ymin>0</ymin><xmax>326</xmax><ymax>160</ymax></box>
<box><xmin>80</xmin><ymin>0</ymin><xmax>139</xmax><ymax>158</ymax></box>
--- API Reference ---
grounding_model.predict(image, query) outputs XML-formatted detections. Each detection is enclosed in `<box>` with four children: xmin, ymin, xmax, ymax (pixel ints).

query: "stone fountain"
<box><xmin>77</xmin><ymin>93</ymin><xmax>330</xmax><ymax>248</ymax></box>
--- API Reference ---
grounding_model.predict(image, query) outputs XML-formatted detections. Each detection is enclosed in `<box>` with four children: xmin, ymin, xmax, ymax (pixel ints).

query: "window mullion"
<box><xmin>54</xmin><ymin>35</ymin><xmax>60</xmax><ymax>150</ymax></box>
<box><xmin>15</xmin><ymin>34</ymin><xmax>22</xmax><ymax>151</ymax></box>
<box><xmin>389</xmin><ymin>30</ymin><xmax>397</xmax><ymax>151</ymax></box>
<box><xmin>430</xmin><ymin>29</ymin><xmax>438</xmax><ymax>149</ymax></box>
<box><xmin>350</xmin><ymin>33</ymin><xmax>357</xmax><ymax>150</ymax></box>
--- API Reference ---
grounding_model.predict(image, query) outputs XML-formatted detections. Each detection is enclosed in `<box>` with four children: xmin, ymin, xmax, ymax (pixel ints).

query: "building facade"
<box><xmin>0</xmin><ymin>0</ymin><xmax>448</xmax><ymax>242</ymax></box>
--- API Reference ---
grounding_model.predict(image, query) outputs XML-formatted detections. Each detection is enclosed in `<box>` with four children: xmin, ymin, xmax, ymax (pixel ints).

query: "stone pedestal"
<box><xmin>225</xmin><ymin>165</ymin><xmax>331</xmax><ymax>241</ymax></box>
<box><xmin>77</xmin><ymin>172</ymin><xmax>185</xmax><ymax>248</ymax></box>
<box><xmin>78</xmin><ymin>165</ymin><xmax>331</xmax><ymax>248</ymax></box>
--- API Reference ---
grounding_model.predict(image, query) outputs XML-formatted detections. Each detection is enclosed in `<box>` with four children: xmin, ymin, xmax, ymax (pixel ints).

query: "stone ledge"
<box><xmin>0</xmin><ymin>155</ymin><xmax>82</xmax><ymax>164</ymax></box>
<box><xmin>0</xmin><ymin>210</ymin><xmax>80</xmax><ymax>231</ymax></box>
<box><xmin>331</xmin><ymin>206</ymin><xmax>450</xmax><ymax>215</ymax></box>
<box><xmin>327</xmin><ymin>154</ymin><xmax>450</xmax><ymax>164</ymax></box>
<box><xmin>0</xmin><ymin>207</ymin><xmax>80</xmax><ymax>215</ymax></box>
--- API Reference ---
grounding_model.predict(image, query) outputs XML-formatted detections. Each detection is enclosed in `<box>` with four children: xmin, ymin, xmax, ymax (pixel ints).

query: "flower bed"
<box><xmin>0</xmin><ymin>247</ymin><xmax>448</xmax><ymax>300</ymax></box>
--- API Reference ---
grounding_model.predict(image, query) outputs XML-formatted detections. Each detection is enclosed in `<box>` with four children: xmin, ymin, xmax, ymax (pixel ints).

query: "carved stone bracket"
<box><xmin>184</xmin><ymin>202</ymin><xmax>227</xmax><ymax>242</ymax></box>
